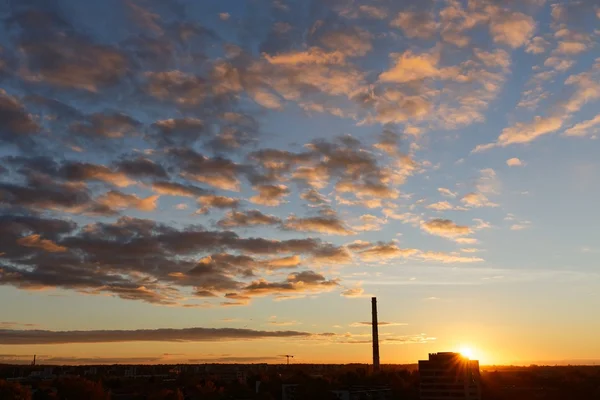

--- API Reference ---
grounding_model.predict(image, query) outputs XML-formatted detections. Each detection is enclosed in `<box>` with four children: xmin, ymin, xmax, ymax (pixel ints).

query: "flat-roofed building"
<box><xmin>419</xmin><ymin>352</ymin><xmax>481</xmax><ymax>400</ymax></box>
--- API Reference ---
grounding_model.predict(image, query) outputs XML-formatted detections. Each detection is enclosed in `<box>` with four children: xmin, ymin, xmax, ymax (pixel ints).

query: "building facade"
<box><xmin>419</xmin><ymin>352</ymin><xmax>481</xmax><ymax>400</ymax></box>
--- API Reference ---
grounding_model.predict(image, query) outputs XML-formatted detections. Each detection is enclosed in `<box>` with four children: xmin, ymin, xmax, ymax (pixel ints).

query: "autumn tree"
<box><xmin>0</xmin><ymin>380</ymin><xmax>32</xmax><ymax>400</ymax></box>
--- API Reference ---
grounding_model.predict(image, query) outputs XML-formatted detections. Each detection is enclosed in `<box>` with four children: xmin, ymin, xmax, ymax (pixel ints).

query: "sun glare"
<box><xmin>459</xmin><ymin>347</ymin><xmax>474</xmax><ymax>359</ymax></box>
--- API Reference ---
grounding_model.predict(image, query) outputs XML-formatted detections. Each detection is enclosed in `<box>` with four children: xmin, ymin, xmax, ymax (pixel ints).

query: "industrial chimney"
<box><xmin>371</xmin><ymin>297</ymin><xmax>380</xmax><ymax>371</ymax></box>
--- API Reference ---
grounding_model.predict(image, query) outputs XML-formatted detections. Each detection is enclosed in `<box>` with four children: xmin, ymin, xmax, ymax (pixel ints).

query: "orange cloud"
<box><xmin>356</xmin><ymin>242</ymin><xmax>418</xmax><ymax>261</ymax></box>
<box><xmin>17</xmin><ymin>234</ymin><xmax>67</xmax><ymax>253</ymax></box>
<box><xmin>418</xmin><ymin>251</ymin><xmax>484</xmax><ymax>264</ymax></box>
<box><xmin>284</xmin><ymin>215</ymin><xmax>355</xmax><ymax>236</ymax></box>
<box><xmin>97</xmin><ymin>191</ymin><xmax>159</xmax><ymax>211</ymax></box>
<box><xmin>250</xmin><ymin>184</ymin><xmax>290</xmax><ymax>206</ymax></box>
<box><xmin>421</xmin><ymin>219</ymin><xmax>472</xmax><ymax>238</ymax></box>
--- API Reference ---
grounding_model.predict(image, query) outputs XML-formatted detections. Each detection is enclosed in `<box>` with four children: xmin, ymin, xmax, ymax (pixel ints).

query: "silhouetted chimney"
<box><xmin>372</xmin><ymin>297</ymin><xmax>380</xmax><ymax>371</ymax></box>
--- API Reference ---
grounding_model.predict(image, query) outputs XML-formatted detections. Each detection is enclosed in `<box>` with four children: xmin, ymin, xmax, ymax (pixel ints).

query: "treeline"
<box><xmin>1</xmin><ymin>365</ymin><xmax>600</xmax><ymax>399</ymax></box>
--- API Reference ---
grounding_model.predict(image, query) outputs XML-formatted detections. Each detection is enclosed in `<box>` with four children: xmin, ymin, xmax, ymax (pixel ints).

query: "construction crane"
<box><xmin>284</xmin><ymin>355</ymin><xmax>294</xmax><ymax>365</ymax></box>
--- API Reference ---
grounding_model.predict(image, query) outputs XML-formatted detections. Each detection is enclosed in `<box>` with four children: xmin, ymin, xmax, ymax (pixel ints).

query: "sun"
<box><xmin>459</xmin><ymin>347</ymin><xmax>474</xmax><ymax>359</ymax></box>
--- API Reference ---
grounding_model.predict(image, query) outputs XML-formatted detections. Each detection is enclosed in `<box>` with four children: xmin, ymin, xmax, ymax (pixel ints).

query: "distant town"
<box><xmin>2</xmin><ymin>356</ymin><xmax>600</xmax><ymax>399</ymax></box>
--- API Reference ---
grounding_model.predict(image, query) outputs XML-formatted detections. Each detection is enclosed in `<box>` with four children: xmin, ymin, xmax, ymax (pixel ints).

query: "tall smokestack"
<box><xmin>371</xmin><ymin>297</ymin><xmax>380</xmax><ymax>372</ymax></box>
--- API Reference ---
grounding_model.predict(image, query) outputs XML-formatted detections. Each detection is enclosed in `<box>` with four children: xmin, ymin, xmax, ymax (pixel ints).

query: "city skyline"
<box><xmin>1</xmin><ymin>0</ymin><xmax>600</xmax><ymax>367</ymax></box>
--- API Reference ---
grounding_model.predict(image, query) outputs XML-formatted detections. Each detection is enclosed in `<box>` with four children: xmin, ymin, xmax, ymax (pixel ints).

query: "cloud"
<box><xmin>526</xmin><ymin>36</ymin><xmax>550</xmax><ymax>54</ymax></box>
<box><xmin>250</xmin><ymin>89</ymin><xmax>284</xmax><ymax>110</ymax></box>
<box><xmin>0</xmin><ymin>89</ymin><xmax>40</xmax><ymax>146</ymax></box>
<box><xmin>317</xmin><ymin>27</ymin><xmax>373</xmax><ymax>57</ymax></box>
<box><xmin>18</xmin><ymin>21</ymin><xmax>128</xmax><ymax>91</ymax></box>
<box><xmin>284</xmin><ymin>215</ymin><xmax>354</xmax><ymax>236</ymax></box>
<box><xmin>61</xmin><ymin>162</ymin><xmax>134</xmax><ymax>187</ymax></box>
<box><xmin>217</xmin><ymin>210</ymin><xmax>281</xmax><ymax>228</ymax></box>
<box><xmin>379</xmin><ymin>51</ymin><xmax>442</xmax><ymax>84</ymax></box>
<box><xmin>489</xmin><ymin>10</ymin><xmax>536</xmax><ymax>48</ymax></box>
<box><xmin>311</xmin><ymin>245</ymin><xmax>353</xmax><ymax>265</ymax></box>
<box><xmin>477</xmin><ymin>62</ymin><xmax>600</xmax><ymax>149</ymax></box>
<box><xmin>1</xmin><ymin>216</ymin><xmax>347</xmax><ymax>304</ymax></box>
<box><xmin>97</xmin><ymin>190</ymin><xmax>159</xmax><ymax>212</ymax></box>
<box><xmin>476</xmin><ymin>115</ymin><xmax>563</xmax><ymax>148</ymax></box>
<box><xmin>0</xmin><ymin>178</ymin><xmax>116</xmax><ymax>216</ymax></box>
<box><xmin>71</xmin><ymin>113</ymin><xmax>140</xmax><ymax>139</ymax></box>
<box><xmin>358</xmin><ymin>5</ymin><xmax>387</xmax><ymax>19</ymax></box>
<box><xmin>340</xmin><ymin>285</ymin><xmax>370</xmax><ymax>298</ymax></box>
<box><xmin>0</xmin><ymin>327</ymin><xmax>315</xmax><ymax>345</ymax></box>
<box><xmin>390</xmin><ymin>11</ymin><xmax>438</xmax><ymax>39</ymax></box>
<box><xmin>418</xmin><ymin>251</ymin><xmax>484</xmax><ymax>263</ymax></box>
<box><xmin>461</xmin><ymin>192</ymin><xmax>498</xmax><ymax>208</ymax></box>
<box><xmin>301</xmin><ymin>189</ymin><xmax>328</xmax><ymax>205</ymax></box>
<box><xmin>352</xmin><ymin>214</ymin><xmax>387</xmax><ymax>232</ymax></box>
<box><xmin>455</xmin><ymin>237</ymin><xmax>479</xmax><ymax>245</ymax></box>
<box><xmin>171</xmin><ymin>148</ymin><xmax>244</xmax><ymax>191</ymax></box>
<box><xmin>511</xmin><ymin>221</ymin><xmax>532</xmax><ymax>231</ymax></box>
<box><xmin>474</xmin><ymin>49</ymin><xmax>511</xmax><ymax>72</ymax></box>
<box><xmin>197</xmin><ymin>194</ymin><xmax>239</xmax><ymax>213</ymax></box>
<box><xmin>564</xmin><ymin>114</ymin><xmax>600</xmax><ymax>137</ymax></box>
<box><xmin>242</xmin><ymin>271</ymin><xmax>339</xmax><ymax>297</ymax></box>
<box><xmin>115</xmin><ymin>157</ymin><xmax>167</xmax><ymax>179</ymax></box>
<box><xmin>250</xmin><ymin>184</ymin><xmax>289</xmax><ymax>206</ymax></box>
<box><xmin>507</xmin><ymin>158</ymin><xmax>525</xmax><ymax>167</ymax></box>
<box><xmin>268</xmin><ymin>320</ymin><xmax>301</xmax><ymax>326</ymax></box>
<box><xmin>0</xmin><ymin>321</ymin><xmax>39</xmax><ymax>329</ymax></box>
<box><xmin>146</xmin><ymin>74</ymin><xmax>209</xmax><ymax>107</ymax></box>
<box><xmin>460</xmin><ymin>248</ymin><xmax>481</xmax><ymax>253</ymax></box>
<box><xmin>260</xmin><ymin>255</ymin><xmax>302</xmax><ymax>270</ymax></box>
<box><xmin>427</xmin><ymin>201</ymin><xmax>457</xmax><ymax>211</ymax></box>
<box><xmin>355</xmin><ymin>242</ymin><xmax>418</xmax><ymax>261</ymax></box>
<box><xmin>16</xmin><ymin>234</ymin><xmax>67</xmax><ymax>253</ymax></box>
<box><xmin>421</xmin><ymin>219</ymin><xmax>472</xmax><ymax>238</ymax></box>
<box><xmin>438</xmin><ymin>188</ymin><xmax>457</xmax><ymax>197</ymax></box>
<box><xmin>151</xmin><ymin>181</ymin><xmax>207</xmax><ymax>197</ymax></box>
<box><xmin>264</xmin><ymin>47</ymin><xmax>346</xmax><ymax>66</ymax></box>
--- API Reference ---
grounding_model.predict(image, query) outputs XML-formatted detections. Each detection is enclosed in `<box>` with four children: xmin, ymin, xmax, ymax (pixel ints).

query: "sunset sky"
<box><xmin>1</xmin><ymin>0</ymin><xmax>600</xmax><ymax>366</ymax></box>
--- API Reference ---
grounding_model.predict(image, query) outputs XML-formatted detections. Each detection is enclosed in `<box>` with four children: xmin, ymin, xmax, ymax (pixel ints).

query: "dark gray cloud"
<box><xmin>284</xmin><ymin>215</ymin><xmax>354</xmax><ymax>235</ymax></box>
<box><xmin>70</xmin><ymin>112</ymin><xmax>140</xmax><ymax>139</ymax></box>
<box><xmin>115</xmin><ymin>156</ymin><xmax>168</xmax><ymax>179</ymax></box>
<box><xmin>152</xmin><ymin>117</ymin><xmax>207</xmax><ymax>145</ymax></box>
<box><xmin>168</xmin><ymin>148</ymin><xmax>248</xmax><ymax>191</ymax></box>
<box><xmin>0</xmin><ymin>216</ymin><xmax>344</xmax><ymax>304</ymax></box>
<box><xmin>0</xmin><ymin>327</ymin><xmax>314</xmax><ymax>345</ymax></box>
<box><xmin>0</xmin><ymin>177</ymin><xmax>116</xmax><ymax>216</ymax></box>
<box><xmin>217</xmin><ymin>210</ymin><xmax>282</xmax><ymax>228</ymax></box>
<box><xmin>12</xmin><ymin>8</ymin><xmax>129</xmax><ymax>92</ymax></box>
<box><xmin>0</xmin><ymin>90</ymin><xmax>40</xmax><ymax>147</ymax></box>
<box><xmin>151</xmin><ymin>180</ymin><xmax>208</xmax><ymax>197</ymax></box>
<box><xmin>242</xmin><ymin>270</ymin><xmax>339</xmax><ymax>296</ymax></box>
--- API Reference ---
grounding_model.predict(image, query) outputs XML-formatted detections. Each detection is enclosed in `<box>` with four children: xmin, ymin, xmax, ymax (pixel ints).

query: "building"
<box><xmin>419</xmin><ymin>352</ymin><xmax>481</xmax><ymax>400</ymax></box>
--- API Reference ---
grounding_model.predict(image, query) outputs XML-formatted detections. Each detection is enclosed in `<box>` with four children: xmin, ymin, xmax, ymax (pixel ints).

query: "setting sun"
<box><xmin>460</xmin><ymin>347</ymin><xmax>475</xmax><ymax>359</ymax></box>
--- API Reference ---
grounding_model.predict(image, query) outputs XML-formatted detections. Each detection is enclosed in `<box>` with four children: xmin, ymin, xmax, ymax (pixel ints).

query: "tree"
<box><xmin>0</xmin><ymin>380</ymin><xmax>32</xmax><ymax>400</ymax></box>
<box><xmin>55</xmin><ymin>377</ymin><xmax>109</xmax><ymax>400</ymax></box>
<box><xmin>148</xmin><ymin>389</ymin><xmax>184</xmax><ymax>400</ymax></box>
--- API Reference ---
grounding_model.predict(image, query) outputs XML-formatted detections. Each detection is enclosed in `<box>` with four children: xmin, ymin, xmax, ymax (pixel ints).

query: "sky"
<box><xmin>0</xmin><ymin>0</ymin><xmax>599</xmax><ymax>366</ymax></box>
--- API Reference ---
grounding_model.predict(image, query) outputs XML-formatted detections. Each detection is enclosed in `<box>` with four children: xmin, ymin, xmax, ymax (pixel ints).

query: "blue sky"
<box><xmin>0</xmin><ymin>0</ymin><xmax>599</xmax><ymax>365</ymax></box>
